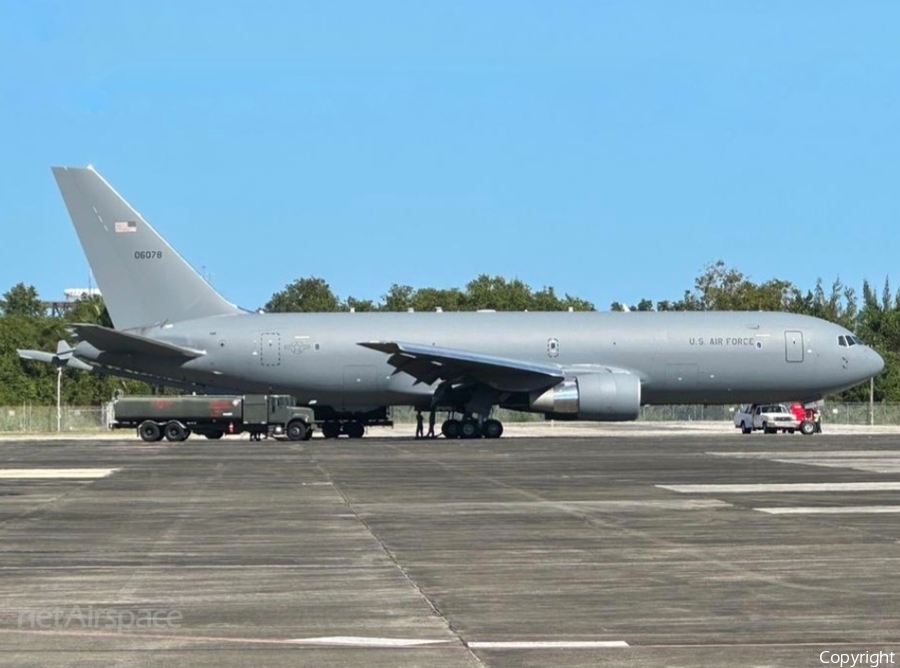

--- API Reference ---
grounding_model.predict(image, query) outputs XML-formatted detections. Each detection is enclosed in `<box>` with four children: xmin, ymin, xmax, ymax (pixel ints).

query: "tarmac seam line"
<box><xmin>308</xmin><ymin>457</ymin><xmax>488</xmax><ymax>668</ymax></box>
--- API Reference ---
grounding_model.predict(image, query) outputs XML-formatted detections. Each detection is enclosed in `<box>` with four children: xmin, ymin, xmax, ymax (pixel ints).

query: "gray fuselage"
<box><xmin>79</xmin><ymin>310</ymin><xmax>883</xmax><ymax>412</ymax></box>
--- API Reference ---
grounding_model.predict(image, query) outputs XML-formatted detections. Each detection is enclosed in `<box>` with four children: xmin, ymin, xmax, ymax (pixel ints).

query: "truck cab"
<box><xmin>265</xmin><ymin>395</ymin><xmax>316</xmax><ymax>440</ymax></box>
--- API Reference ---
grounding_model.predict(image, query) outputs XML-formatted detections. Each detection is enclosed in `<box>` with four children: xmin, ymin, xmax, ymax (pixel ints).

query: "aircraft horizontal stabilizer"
<box><xmin>17</xmin><ymin>344</ymin><xmax>94</xmax><ymax>371</ymax></box>
<box><xmin>359</xmin><ymin>341</ymin><xmax>564</xmax><ymax>392</ymax></box>
<box><xmin>69</xmin><ymin>324</ymin><xmax>206</xmax><ymax>359</ymax></box>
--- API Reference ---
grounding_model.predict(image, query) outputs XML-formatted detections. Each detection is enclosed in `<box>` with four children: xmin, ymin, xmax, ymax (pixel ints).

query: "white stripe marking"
<box><xmin>707</xmin><ymin>451</ymin><xmax>900</xmax><ymax>474</ymax></box>
<box><xmin>708</xmin><ymin>451</ymin><xmax>900</xmax><ymax>458</ymax></box>
<box><xmin>357</xmin><ymin>499</ymin><xmax>731</xmax><ymax>513</ymax></box>
<box><xmin>658</xmin><ymin>482</ymin><xmax>900</xmax><ymax>493</ymax></box>
<box><xmin>0</xmin><ymin>468</ymin><xmax>119</xmax><ymax>480</ymax></box>
<box><xmin>288</xmin><ymin>636</ymin><xmax>450</xmax><ymax>647</ymax></box>
<box><xmin>469</xmin><ymin>640</ymin><xmax>629</xmax><ymax>649</ymax></box>
<box><xmin>756</xmin><ymin>506</ymin><xmax>900</xmax><ymax>515</ymax></box>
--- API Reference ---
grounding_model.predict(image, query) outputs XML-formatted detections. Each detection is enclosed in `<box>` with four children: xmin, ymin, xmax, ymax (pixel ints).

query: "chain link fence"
<box><xmin>0</xmin><ymin>405</ymin><xmax>112</xmax><ymax>433</ymax></box>
<box><xmin>0</xmin><ymin>403</ymin><xmax>895</xmax><ymax>433</ymax></box>
<box><xmin>638</xmin><ymin>403</ymin><xmax>895</xmax><ymax>425</ymax></box>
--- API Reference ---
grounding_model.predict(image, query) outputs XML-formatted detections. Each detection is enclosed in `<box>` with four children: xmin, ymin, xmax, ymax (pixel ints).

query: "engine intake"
<box><xmin>529</xmin><ymin>373</ymin><xmax>641</xmax><ymax>421</ymax></box>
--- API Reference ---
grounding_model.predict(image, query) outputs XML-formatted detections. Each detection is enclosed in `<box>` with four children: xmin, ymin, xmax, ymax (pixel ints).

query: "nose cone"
<box><xmin>865</xmin><ymin>347</ymin><xmax>886</xmax><ymax>379</ymax></box>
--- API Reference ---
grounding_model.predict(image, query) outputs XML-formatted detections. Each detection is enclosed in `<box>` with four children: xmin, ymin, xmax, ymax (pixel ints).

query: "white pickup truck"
<box><xmin>733</xmin><ymin>404</ymin><xmax>817</xmax><ymax>435</ymax></box>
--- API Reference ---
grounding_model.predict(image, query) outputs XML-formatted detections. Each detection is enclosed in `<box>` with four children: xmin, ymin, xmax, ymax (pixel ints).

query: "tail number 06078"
<box><xmin>134</xmin><ymin>251</ymin><xmax>163</xmax><ymax>260</ymax></box>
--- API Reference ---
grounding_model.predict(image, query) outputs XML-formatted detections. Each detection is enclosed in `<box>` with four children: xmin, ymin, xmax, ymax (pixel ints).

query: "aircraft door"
<box><xmin>784</xmin><ymin>330</ymin><xmax>804</xmax><ymax>363</ymax></box>
<box><xmin>260</xmin><ymin>332</ymin><xmax>282</xmax><ymax>367</ymax></box>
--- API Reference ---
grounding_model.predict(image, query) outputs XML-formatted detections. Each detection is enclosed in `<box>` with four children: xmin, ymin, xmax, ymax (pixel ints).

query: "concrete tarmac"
<box><xmin>2</xmin><ymin>432</ymin><xmax>900</xmax><ymax>667</ymax></box>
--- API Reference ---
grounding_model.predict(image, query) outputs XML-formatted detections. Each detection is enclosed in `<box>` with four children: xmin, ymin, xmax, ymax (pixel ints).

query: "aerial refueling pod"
<box><xmin>529</xmin><ymin>372</ymin><xmax>641</xmax><ymax>421</ymax></box>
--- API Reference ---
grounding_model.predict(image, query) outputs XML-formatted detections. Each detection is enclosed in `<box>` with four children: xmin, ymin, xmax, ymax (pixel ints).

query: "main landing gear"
<box><xmin>440</xmin><ymin>416</ymin><xmax>504</xmax><ymax>439</ymax></box>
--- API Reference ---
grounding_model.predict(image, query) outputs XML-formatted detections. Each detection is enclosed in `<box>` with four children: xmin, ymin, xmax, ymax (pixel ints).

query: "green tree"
<box><xmin>411</xmin><ymin>287</ymin><xmax>464</xmax><ymax>312</ymax></box>
<box><xmin>343</xmin><ymin>296</ymin><xmax>378</xmax><ymax>312</ymax></box>
<box><xmin>791</xmin><ymin>278</ymin><xmax>857</xmax><ymax>330</ymax></box>
<box><xmin>381</xmin><ymin>284</ymin><xmax>415</xmax><ymax>311</ymax></box>
<box><xmin>64</xmin><ymin>295</ymin><xmax>113</xmax><ymax>327</ymax></box>
<box><xmin>851</xmin><ymin>278</ymin><xmax>900</xmax><ymax>401</ymax></box>
<box><xmin>610</xmin><ymin>298</ymin><xmax>654</xmax><ymax>312</ymax></box>
<box><xmin>675</xmin><ymin>261</ymin><xmax>800</xmax><ymax>312</ymax></box>
<box><xmin>265</xmin><ymin>277</ymin><xmax>341</xmax><ymax>312</ymax></box>
<box><xmin>532</xmin><ymin>286</ymin><xmax>594</xmax><ymax>311</ymax></box>
<box><xmin>0</xmin><ymin>283</ymin><xmax>44</xmax><ymax>318</ymax></box>
<box><xmin>462</xmin><ymin>275</ymin><xmax>533</xmax><ymax>311</ymax></box>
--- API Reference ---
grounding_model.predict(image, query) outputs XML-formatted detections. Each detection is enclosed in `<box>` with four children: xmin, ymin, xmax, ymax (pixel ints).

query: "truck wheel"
<box><xmin>164</xmin><ymin>421</ymin><xmax>188</xmax><ymax>442</ymax></box>
<box><xmin>286</xmin><ymin>420</ymin><xmax>309</xmax><ymax>441</ymax></box>
<box><xmin>205</xmin><ymin>431</ymin><xmax>224</xmax><ymax>440</ymax></box>
<box><xmin>800</xmin><ymin>420</ymin><xmax>816</xmax><ymax>436</ymax></box>
<box><xmin>322</xmin><ymin>421</ymin><xmax>341</xmax><ymax>439</ymax></box>
<box><xmin>741</xmin><ymin>421</ymin><xmax>751</xmax><ymax>435</ymax></box>
<box><xmin>762</xmin><ymin>422</ymin><xmax>776</xmax><ymax>434</ymax></box>
<box><xmin>138</xmin><ymin>421</ymin><xmax>162</xmax><ymax>442</ymax></box>
<box><xmin>345</xmin><ymin>421</ymin><xmax>365</xmax><ymax>439</ymax></box>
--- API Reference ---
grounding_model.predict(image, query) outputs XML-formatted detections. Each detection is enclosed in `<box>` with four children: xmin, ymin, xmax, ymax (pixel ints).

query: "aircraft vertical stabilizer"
<box><xmin>51</xmin><ymin>166</ymin><xmax>240</xmax><ymax>330</ymax></box>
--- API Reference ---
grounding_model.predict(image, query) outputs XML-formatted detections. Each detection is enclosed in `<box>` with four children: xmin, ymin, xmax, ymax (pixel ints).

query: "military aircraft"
<box><xmin>18</xmin><ymin>166</ymin><xmax>884</xmax><ymax>439</ymax></box>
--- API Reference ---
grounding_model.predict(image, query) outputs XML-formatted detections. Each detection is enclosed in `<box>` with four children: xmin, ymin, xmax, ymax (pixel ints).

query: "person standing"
<box><xmin>415</xmin><ymin>411</ymin><xmax>424</xmax><ymax>439</ymax></box>
<box><xmin>427</xmin><ymin>409</ymin><xmax>436</xmax><ymax>438</ymax></box>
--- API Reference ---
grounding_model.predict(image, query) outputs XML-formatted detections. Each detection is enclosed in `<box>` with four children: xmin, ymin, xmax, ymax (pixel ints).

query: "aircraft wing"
<box><xmin>69</xmin><ymin>323</ymin><xmax>206</xmax><ymax>359</ymax></box>
<box><xmin>359</xmin><ymin>341</ymin><xmax>564</xmax><ymax>392</ymax></box>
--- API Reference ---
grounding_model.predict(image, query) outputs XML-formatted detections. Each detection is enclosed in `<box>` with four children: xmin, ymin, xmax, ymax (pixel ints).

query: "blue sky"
<box><xmin>1</xmin><ymin>1</ymin><xmax>898</xmax><ymax>311</ymax></box>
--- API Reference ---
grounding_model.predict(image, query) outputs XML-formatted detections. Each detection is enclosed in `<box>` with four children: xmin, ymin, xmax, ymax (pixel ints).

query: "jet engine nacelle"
<box><xmin>529</xmin><ymin>373</ymin><xmax>641</xmax><ymax>421</ymax></box>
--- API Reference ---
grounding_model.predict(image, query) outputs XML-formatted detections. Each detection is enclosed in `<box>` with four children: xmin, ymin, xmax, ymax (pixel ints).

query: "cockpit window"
<box><xmin>839</xmin><ymin>334</ymin><xmax>867</xmax><ymax>347</ymax></box>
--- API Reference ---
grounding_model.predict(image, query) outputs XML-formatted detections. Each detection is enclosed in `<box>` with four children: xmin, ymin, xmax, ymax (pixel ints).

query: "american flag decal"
<box><xmin>114</xmin><ymin>220</ymin><xmax>137</xmax><ymax>233</ymax></box>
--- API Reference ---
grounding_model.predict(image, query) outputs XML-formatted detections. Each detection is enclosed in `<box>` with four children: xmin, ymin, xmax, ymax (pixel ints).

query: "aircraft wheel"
<box><xmin>345</xmin><ymin>421</ymin><xmax>365</xmax><ymax>439</ymax></box>
<box><xmin>482</xmin><ymin>419</ymin><xmax>504</xmax><ymax>439</ymax></box>
<box><xmin>442</xmin><ymin>419</ymin><xmax>460</xmax><ymax>439</ymax></box>
<box><xmin>460</xmin><ymin>419</ymin><xmax>480</xmax><ymax>439</ymax></box>
<box><xmin>286</xmin><ymin>420</ymin><xmax>309</xmax><ymax>441</ymax></box>
<box><xmin>800</xmin><ymin>420</ymin><xmax>816</xmax><ymax>436</ymax></box>
<box><xmin>164</xmin><ymin>421</ymin><xmax>188</xmax><ymax>442</ymax></box>
<box><xmin>138</xmin><ymin>421</ymin><xmax>162</xmax><ymax>442</ymax></box>
<box><xmin>322</xmin><ymin>421</ymin><xmax>341</xmax><ymax>439</ymax></box>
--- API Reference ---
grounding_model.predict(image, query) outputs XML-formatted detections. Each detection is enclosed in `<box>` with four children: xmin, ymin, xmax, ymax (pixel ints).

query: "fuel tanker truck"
<box><xmin>112</xmin><ymin>394</ymin><xmax>316</xmax><ymax>442</ymax></box>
